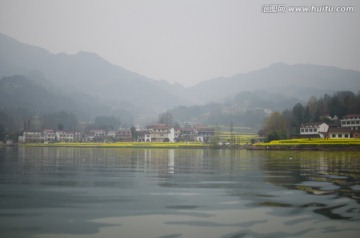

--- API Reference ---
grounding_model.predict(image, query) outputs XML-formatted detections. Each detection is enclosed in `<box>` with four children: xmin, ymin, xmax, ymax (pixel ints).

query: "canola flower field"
<box><xmin>256</xmin><ymin>138</ymin><xmax>360</xmax><ymax>145</ymax></box>
<box><xmin>21</xmin><ymin>133</ymin><xmax>258</xmax><ymax>148</ymax></box>
<box><xmin>217</xmin><ymin>132</ymin><xmax>257</xmax><ymax>145</ymax></box>
<box><xmin>253</xmin><ymin>138</ymin><xmax>360</xmax><ymax>150</ymax></box>
<box><xmin>22</xmin><ymin>142</ymin><xmax>208</xmax><ymax>148</ymax></box>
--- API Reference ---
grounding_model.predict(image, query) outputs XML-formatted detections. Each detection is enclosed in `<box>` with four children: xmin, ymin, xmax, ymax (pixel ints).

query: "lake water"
<box><xmin>1</xmin><ymin>147</ymin><xmax>360</xmax><ymax>238</ymax></box>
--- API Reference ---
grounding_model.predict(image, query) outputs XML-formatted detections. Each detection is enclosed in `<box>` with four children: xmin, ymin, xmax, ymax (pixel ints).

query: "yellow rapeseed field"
<box><xmin>23</xmin><ymin>142</ymin><xmax>207</xmax><ymax>148</ymax></box>
<box><xmin>255</xmin><ymin>138</ymin><xmax>360</xmax><ymax>146</ymax></box>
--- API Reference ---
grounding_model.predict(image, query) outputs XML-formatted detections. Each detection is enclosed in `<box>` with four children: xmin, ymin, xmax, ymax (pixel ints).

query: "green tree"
<box><xmin>0</xmin><ymin>124</ymin><xmax>5</xmax><ymax>141</ymax></box>
<box><xmin>303</xmin><ymin>106</ymin><xmax>311</xmax><ymax>123</ymax></box>
<box><xmin>263</xmin><ymin>111</ymin><xmax>287</xmax><ymax>142</ymax></box>
<box><xmin>292</xmin><ymin>103</ymin><xmax>305</xmax><ymax>126</ymax></box>
<box><xmin>130</xmin><ymin>126</ymin><xmax>137</xmax><ymax>141</ymax></box>
<box><xmin>58</xmin><ymin>124</ymin><xmax>64</xmax><ymax>131</ymax></box>
<box><xmin>307</xmin><ymin>96</ymin><xmax>318</xmax><ymax>120</ymax></box>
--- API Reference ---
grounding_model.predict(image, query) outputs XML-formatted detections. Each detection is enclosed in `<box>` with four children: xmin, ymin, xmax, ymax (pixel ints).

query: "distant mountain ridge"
<box><xmin>189</xmin><ymin>63</ymin><xmax>360</xmax><ymax>102</ymax></box>
<box><xmin>0</xmin><ymin>75</ymin><xmax>79</xmax><ymax>114</ymax></box>
<box><xmin>1</xmin><ymin>32</ymin><xmax>359</xmax><ymax>124</ymax></box>
<box><xmin>0</xmin><ymin>33</ymin><xmax>190</xmax><ymax>123</ymax></box>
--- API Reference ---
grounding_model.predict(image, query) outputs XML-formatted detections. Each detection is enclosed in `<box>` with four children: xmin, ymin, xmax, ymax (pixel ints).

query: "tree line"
<box><xmin>262</xmin><ymin>91</ymin><xmax>360</xmax><ymax>141</ymax></box>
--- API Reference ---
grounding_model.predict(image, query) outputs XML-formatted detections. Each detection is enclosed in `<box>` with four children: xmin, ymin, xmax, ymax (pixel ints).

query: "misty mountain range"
<box><xmin>1</xmin><ymin>32</ymin><xmax>359</xmax><ymax>125</ymax></box>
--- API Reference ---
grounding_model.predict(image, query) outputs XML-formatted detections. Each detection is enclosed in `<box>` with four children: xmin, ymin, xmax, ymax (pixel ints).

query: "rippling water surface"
<box><xmin>1</xmin><ymin>147</ymin><xmax>360</xmax><ymax>238</ymax></box>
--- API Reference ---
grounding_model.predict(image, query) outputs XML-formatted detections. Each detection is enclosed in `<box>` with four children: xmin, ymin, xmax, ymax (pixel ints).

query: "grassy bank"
<box><xmin>251</xmin><ymin>138</ymin><xmax>360</xmax><ymax>150</ymax></box>
<box><xmin>21</xmin><ymin>142</ymin><xmax>209</xmax><ymax>149</ymax></box>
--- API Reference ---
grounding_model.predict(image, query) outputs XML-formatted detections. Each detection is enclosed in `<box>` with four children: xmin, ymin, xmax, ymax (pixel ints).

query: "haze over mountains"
<box><xmin>1</xmin><ymin>32</ymin><xmax>359</xmax><ymax>125</ymax></box>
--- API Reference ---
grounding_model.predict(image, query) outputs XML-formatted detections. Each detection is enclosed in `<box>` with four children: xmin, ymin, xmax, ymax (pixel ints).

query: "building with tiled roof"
<box><xmin>300</xmin><ymin>122</ymin><xmax>329</xmax><ymax>138</ymax></box>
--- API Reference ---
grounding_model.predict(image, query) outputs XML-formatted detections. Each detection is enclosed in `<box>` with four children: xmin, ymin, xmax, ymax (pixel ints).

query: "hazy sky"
<box><xmin>0</xmin><ymin>0</ymin><xmax>359</xmax><ymax>86</ymax></box>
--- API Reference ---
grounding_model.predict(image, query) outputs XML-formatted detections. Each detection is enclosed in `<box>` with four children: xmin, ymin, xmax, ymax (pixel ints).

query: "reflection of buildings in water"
<box><xmin>299</xmin><ymin>152</ymin><xmax>360</xmax><ymax>180</ymax></box>
<box><xmin>142</xmin><ymin>148</ymin><xmax>207</xmax><ymax>174</ymax></box>
<box><xmin>168</xmin><ymin>149</ymin><xmax>174</xmax><ymax>174</ymax></box>
<box><xmin>143</xmin><ymin>149</ymin><xmax>152</xmax><ymax>173</ymax></box>
<box><xmin>16</xmin><ymin>147</ymin><xmax>210</xmax><ymax>176</ymax></box>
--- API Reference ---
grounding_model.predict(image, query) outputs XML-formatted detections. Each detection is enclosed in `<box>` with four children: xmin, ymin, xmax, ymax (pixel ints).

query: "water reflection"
<box><xmin>0</xmin><ymin>147</ymin><xmax>360</xmax><ymax>238</ymax></box>
<box><xmin>255</xmin><ymin>150</ymin><xmax>360</xmax><ymax>221</ymax></box>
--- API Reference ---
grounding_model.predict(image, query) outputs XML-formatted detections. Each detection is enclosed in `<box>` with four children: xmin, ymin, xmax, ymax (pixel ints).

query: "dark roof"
<box><xmin>327</xmin><ymin>127</ymin><xmax>352</xmax><ymax>133</ymax></box>
<box><xmin>137</xmin><ymin>129</ymin><xmax>150</xmax><ymax>134</ymax></box>
<box><xmin>196</xmin><ymin>127</ymin><xmax>214</xmax><ymax>132</ymax></box>
<box><xmin>146</xmin><ymin>124</ymin><xmax>170</xmax><ymax>130</ymax></box>
<box><xmin>300</xmin><ymin>122</ymin><xmax>326</xmax><ymax>128</ymax></box>
<box><xmin>343</xmin><ymin>114</ymin><xmax>360</xmax><ymax>119</ymax></box>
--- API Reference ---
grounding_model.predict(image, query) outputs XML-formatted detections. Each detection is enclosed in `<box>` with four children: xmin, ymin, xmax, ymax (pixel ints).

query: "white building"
<box><xmin>107</xmin><ymin>131</ymin><xmax>117</xmax><ymax>138</ymax></box>
<box><xmin>90</xmin><ymin>130</ymin><xmax>106</xmax><ymax>137</ymax></box>
<box><xmin>56</xmin><ymin>131</ymin><xmax>75</xmax><ymax>142</ymax></box>
<box><xmin>136</xmin><ymin>130</ymin><xmax>151</xmax><ymax>142</ymax></box>
<box><xmin>300</xmin><ymin>122</ymin><xmax>329</xmax><ymax>138</ymax></box>
<box><xmin>146</xmin><ymin>124</ymin><xmax>175</xmax><ymax>142</ymax></box>
<box><xmin>43</xmin><ymin>130</ymin><xmax>56</xmax><ymax>142</ymax></box>
<box><xmin>340</xmin><ymin>114</ymin><xmax>360</xmax><ymax>130</ymax></box>
<box><xmin>19</xmin><ymin>131</ymin><xmax>44</xmax><ymax>143</ymax></box>
<box><xmin>328</xmin><ymin>127</ymin><xmax>352</xmax><ymax>139</ymax></box>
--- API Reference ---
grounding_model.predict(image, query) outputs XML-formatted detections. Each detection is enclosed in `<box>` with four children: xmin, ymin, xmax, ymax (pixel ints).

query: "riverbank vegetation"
<box><xmin>252</xmin><ymin>138</ymin><xmax>360</xmax><ymax>150</ymax></box>
<box><xmin>262</xmin><ymin>91</ymin><xmax>360</xmax><ymax>142</ymax></box>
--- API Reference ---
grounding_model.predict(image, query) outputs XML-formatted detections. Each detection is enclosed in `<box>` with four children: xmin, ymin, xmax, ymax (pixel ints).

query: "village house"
<box><xmin>299</xmin><ymin>122</ymin><xmax>329</xmax><ymax>138</ymax></box>
<box><xmin>107</xmin><ymin>130</ymin><xmax>117</xmax><ymax>138</ymax></box>
<box><xmin>196</xmin><ymin>127</ymin><xmax>215</xmax><ymax>143</ymax></box>
<box><xmin>146</xmin><ymin>124</ymin><xmax>175</xmax><ymax>142</ymax></box>
<box><xmin>90</xmin><ymin>129</ymin><xmax>106</xmax><ymax>137</ymax></box>
<box><xmin>178</xmin><ymin>127</ymin><xmax>195</xmax><ymax>142</ymax></box>
<box><xmin>327</xmin><ymin>127</ymin><xmax>352</xmax><ymax>139</ymax></box>
<box><xmin>43</xmin><ymin>129</ymin><xmax>56</xmax><ymax>142</ymax></box>
<box><xmin>19</xmin><ymin>130</ymin><xmax>81</xmax><ymax>143</ymax></box>
<box><xmin>19</xmin><ymin>131</ymin><xmax>44</xmax><ymax>143</ymax></box>
<box><xmin>297</xmin><ymin>114</ymin><xmax>360</xmax><ymax>139</ymax></box>
<box><xmin>74</xmin><ymin>132</ymin><xmax>81</xmax><ymax>142</ymax></box>
<box><xmin>116</xmin><ymin>129</ymin><xmax>132</xmax><ymax>141</ymax></box>
<box><xmin>82</xmin><ymin>131</ymin><xmax>96</xmax><ymax>142</ymax></box>
<box><xmin>56</xmin><ymin>131</ymin><xmax>75</xmax><ymax>142</ymax></box>
<box><xmin>340</xmin><ymin>114</ymin><xmax>360</xmax><ymax>130</ymax></box>
<box><xmin>174</xmin><ymin>127</ymin><xmax>182</xmax><ymax>139</ymax></box>
<box><xmin>136</xmin><ymin>130</ymin><xmax>151</xmax><ymax>142</ymax></box>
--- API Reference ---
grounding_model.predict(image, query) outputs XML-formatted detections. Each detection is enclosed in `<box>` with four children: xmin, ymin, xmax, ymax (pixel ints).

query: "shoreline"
<box><xmin>17</xmin><ymin>142</ymin><xmax>211</xmax><ymax>149</ymax></box>
<box><xmin>5</xmin><ymin>139</ymin><xmax>360</xmax><ymax>151</ymax></box>
<box><xmin>246</xmin><ymin>145</ymin><xmax>360</xmax><ymax>151</ymax></box>
<box><xmin>247</xmin><ymin>138</ymin><xmax>360</xmax><ymax>151</ymax></box>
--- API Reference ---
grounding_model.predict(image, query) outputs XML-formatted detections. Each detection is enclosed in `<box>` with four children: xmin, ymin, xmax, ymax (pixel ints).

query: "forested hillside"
<box><xmin>162</xmin><ymin>91</ymin><xmax>303</xmax><ymax>129</ymax></box>
<box><xmin>262</xmin><ymin>91</ymin><xmax>360</xmax><ymax>141</ymax></box>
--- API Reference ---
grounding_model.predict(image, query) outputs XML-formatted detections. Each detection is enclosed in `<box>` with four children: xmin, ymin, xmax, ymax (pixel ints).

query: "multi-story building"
<box><xmin>340</xmin><ymin>114</ymin><xmax>360</xmax><ymax>130</ymax></box>
<box><xmin>298</xmin><ymin>114</ymin><xmax>360</xmax><ymax>139</ymax></box>
<box><xmin>116</xmin><ymin>129</ymin><xmax>132</xmax><ymax>141</ymax></box>
<box><xmin>136</xmin><ymin>130</ymin><xmax>151</xmax><ymax>142</ymax></box>
<box><xmin>146</xmin><ymin>124</ymin><xmax>175</xmax><ymax>142</ymax></box>
<box><xmin>90</xmin><ymin>130</ymin><xmax>106</xmax><ymax>137</ymax></box>
<box><xmin>19</xmin><ymin>131</ymin><xmax>44</xmax><ymax>143</ymax></box>
<box><xmin>299</xmin><ymin>122</ymin><xmax>329</xmax><ymax>138</ymax></box>
<box><xmin>55</xmin><ymin>131</ymin><xmax>75</xmax><ymax>142</ymax></box>
<box><xmin>196</xmin><ymin>127</ymin><xmax>215</xmax><ymax>143</ymax></box>
<box><xmin>43</xmin><ymin>129</ymin><xmax>56</xmax><ymax>142</ymax></box>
